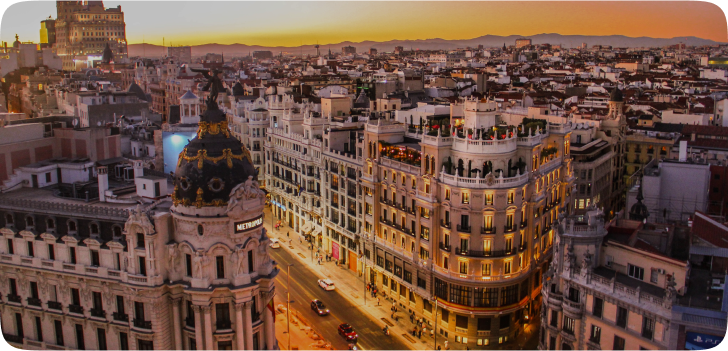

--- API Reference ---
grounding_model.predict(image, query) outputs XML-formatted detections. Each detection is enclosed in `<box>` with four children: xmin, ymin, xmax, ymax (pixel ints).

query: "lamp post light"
<box><xmin>287</xmin><ymin>263</ymin><xmax>293</xmax><ymax>351</ymax></box>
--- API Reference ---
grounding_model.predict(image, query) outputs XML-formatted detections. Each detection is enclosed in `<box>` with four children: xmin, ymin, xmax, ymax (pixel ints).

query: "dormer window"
<box><xmin>5</xmin><ymin>214</ymin><xmax>13</xmax><ymax>225</ymax></box>
<box><xmin>47</xmin><ymin>218</ymin><xmax>55</xmax><ymax>230</ymax></box>
<box><xmin>197</xmin><ymin>224</ymin><xmax>204</xmax><ymax>236</ymax></box>
<box><xmin>90</xmin><ymin>223</ymin><xmax>99</xmax><ymax>236</ymax></box>
<box><xmin>112</xmin><ymin>226</ymin><xmax>122</xmax><ymax>238</ymax></box>
<box><xmin>26</xmin><ymin>216</ymin><xmax>34</xmax><ymax>227</ymax></box>
<box><xmin>68</xmin><ymin>220</ymin><xmax>77</xmax><ymax>232</ymax></box>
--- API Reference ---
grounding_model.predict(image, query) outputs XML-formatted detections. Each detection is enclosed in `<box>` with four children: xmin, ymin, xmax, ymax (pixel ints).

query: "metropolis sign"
<box><xmin>234</xmin><ymin>215</ymin><xmax>264</xmax><ymax>233</ymax></box>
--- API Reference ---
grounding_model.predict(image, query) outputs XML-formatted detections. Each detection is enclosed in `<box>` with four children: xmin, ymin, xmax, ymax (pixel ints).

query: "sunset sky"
<box><xmin>1</xmin><ymin>1</ymin><xmax>726</xmax><ymax>47</ymax></box>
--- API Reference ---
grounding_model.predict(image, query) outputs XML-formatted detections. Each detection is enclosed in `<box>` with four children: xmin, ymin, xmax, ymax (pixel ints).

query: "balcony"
<box><xmin>520</xmin><ymin>219</ymin><xmax>528</xmax><ymax>228</ymax></box>
<box><xmin>47</xmin><ymin>301</ymin><xmax>62</xmax><ymax>310</ymax></box>
<box><xmin>455</xmin><ymin>247</ymin><xmax>515</xmax><ymax>258</ymax></box>
<box><xmin>113</xmin><ymin>312</ymin><xmax>129</xmax><ymax>322</ymax></box>
<box><xmin>504</xmin><ymin>225</ymin><xmax>516</xmax><ymax>233</ymax></box>
<box><xmin>6</xmin><ymin>294</ymin><xmax>21</xmax><ymax>303</ymax></box>
<box><xmin>133</xmin><ymin>319</ymin><xmax>152</xmax><ymax>329</ymax></box>
<box><xmin>439</xmin><ymin>242</ymin><xmax>451</xmax><ymax>252</ymax></box>
<box><xmin>68</xmin><ymin>304</ymin><xmax>84</xmax><ymax>314</ymax></box>
<box><xmin>90</xmin><ymin>308</ymin><xmax>106</xmax><ymax>318</ymax></box>
<box><xmin>481</xmin><ymin>226</ymin><xmax>495</xmax><ymax>234</ymax></box>
<box><xmin>3</xmin><ymin>334</ymin><xmax>22</xmax><ymax>344</ymax></box>
<box><xmin>27</xmin><ymin>297</ymin><xmax>42</xmax><ymax>307</ymax></box>
<box><xmin>441</xmin><ymin>220</ymin><xmax>451</xmax><ymax>229</ymax></box>
<box><xmin>456</xmin><ymin>224</ymin><xmax>471</xmax><ymax>233</ymax></box>
<box><xmin>216</xmin><ymin>320</ymin><xmax>232</xmax><ymax>330</ymax></box>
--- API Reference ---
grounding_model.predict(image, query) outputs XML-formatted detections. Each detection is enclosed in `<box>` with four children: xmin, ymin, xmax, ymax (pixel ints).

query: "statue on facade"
<box><xmin>563</xmin><ymin>243</ymin><xmax>575</xmax><ymax>273</ymax></box>
<box><xmin>193</xmin><ymin>251</ymin><xmax>210</xmax><ymax>278</ymax></box>
<box><xmin>190</xmin><ymin>68</ymin><xmax>225</xmax><ymax>108</ymax></box>
<box><xmin>233</xmin><ymin>247</ymin><xmax>247</xmax><ymax>276</ymax></box>
<box><xmin>580</xmin><ymin>249</ymin><xmax>593</xmax><ymax>278</ymax></box>
<box><xmin>227</xmin><ymin>176</ymin><xmax>265</xmax><ymax>218</ymax></box>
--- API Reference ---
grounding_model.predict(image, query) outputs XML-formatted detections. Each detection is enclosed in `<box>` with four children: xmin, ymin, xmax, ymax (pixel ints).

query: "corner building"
<box><xmin>0</xmin><ymin>99</ymin><xmax>277</xmax><ymax>350</ymax></box>
<box><xmin>362</xmin><ymin>98</ymin><xmax>575</xmax><ymax>348</ymax></box>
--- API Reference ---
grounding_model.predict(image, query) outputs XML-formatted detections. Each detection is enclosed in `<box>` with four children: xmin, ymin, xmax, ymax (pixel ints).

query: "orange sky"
<box><xmin>2</xmin><ymin>1</ymin><xmax>727</xmax><ymax>46</ymax></box>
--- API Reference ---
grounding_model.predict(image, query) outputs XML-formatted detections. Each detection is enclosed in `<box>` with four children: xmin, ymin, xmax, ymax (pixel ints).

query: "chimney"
<box><xmin>133</xmin><ymin>160</ymin><xmax>144</xmax><ymax>179</ymax></box>
<box><xmin>679</xmin><ymin>140</ymin><xmax>688</xmax><ymax>162</ymax></box>
<box><xmin>98</xmin><ymin>166</ymin><xmax>109</xmax><ymax>202</ymax></box>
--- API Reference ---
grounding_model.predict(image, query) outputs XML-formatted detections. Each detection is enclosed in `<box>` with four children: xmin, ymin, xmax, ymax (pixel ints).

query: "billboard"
<box><xmin>686</xmin><ymin>332</ymin><xmax>724</xmax><ymax>350</ymax></box>
<box><xmin>162</xmin><ymin>131</ymin><xmax>197</xmax><ymax>174</ymax></box>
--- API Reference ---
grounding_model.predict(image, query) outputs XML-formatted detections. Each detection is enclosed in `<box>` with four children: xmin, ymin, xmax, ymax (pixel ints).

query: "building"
<box><xmin>361</xmin><ymin>97</ymin><xmax>575</xmax><ymax>348</ymax></box>
<box><xmin>166</xmin><ymin>46</ymin><xmax>192</xmax><ymax>64</ymax></box>
<box><xmin>516</xmin><ymin>38</ymin><xmax>532</xmax><ymax>49</ymax></box>
<box><xmin>342</xmin><ymin>46</ymin><xmax>356</xmax><ymax>55</ymax></box>
<box><xmin>39</xmin><ymin>18</ymin><xmax>56</xmax><ymax>49</ymax></box>
<box><xmin>0</xmin><ymin>98</ymin><xmax>277</xmax><ymax>350</ymax></box>
<box><xmin>54</xmin><ymin>1</ymin><xmax>128</xmax><ymax>71</ymax></box>
<box><xmin>538</xmin><ymin>207</ymin><xmax>690</xmax><ymax>350</ymax></box>
<box><xmin>252</xmin><ymin>51</ymin><xmax>273</xmax><ymax>60</ymax></box>
<box><xmin>369</xmin><ymin>48</ymin><xmax>378</xmax><ymax>56</ymax></box>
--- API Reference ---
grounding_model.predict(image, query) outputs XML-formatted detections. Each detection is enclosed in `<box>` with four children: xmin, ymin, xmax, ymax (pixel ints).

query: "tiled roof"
<box><xmin>692</xmin><ymin>211</ymin><xmax>728</xmax><ymax>248</ymax></box>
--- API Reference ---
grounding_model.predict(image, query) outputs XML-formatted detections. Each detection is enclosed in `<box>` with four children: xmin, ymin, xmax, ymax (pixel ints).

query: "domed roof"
<box><xmin>609</xmin><ymin>87</ymin><xmax>623</xmax><ymax>102</ymax></box>
<box><xmin>101</xmin><ymin>43</ymin><xmax>113</xmax><ymax>64</ymax></box>
<box><xmin>629</xmin><ymin>173</ymin><xmax>649</xmax><ymax>222</ymax></box>
<box><xmin>172</xmin><ymin>102</ymin><xmax>256</xmax><ymax>208</ymax></box>
<box><xmin>232</xmin><ymin>82</ymin><xmax>245</xmax><ymax>96</ymax></box>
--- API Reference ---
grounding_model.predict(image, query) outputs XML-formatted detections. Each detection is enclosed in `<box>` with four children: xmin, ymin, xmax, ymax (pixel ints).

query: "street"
<box><xmin>272</xmin><ymin>246</ymin><xmax>410</xmax><ymax>351</ymax></box>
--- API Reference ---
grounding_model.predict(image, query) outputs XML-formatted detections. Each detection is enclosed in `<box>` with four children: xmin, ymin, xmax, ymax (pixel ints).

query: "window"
<box><xmin>138</xmin><ymin>339</ymin><xmax>154</xmax><ymax>350</ymax></box>
<box><xmin>616</xmin><ymin>306</ymin><xmax>628</xmax><ymax>328</ymax></box>
<box><xmin>445</xmin><ymin>189</ymin><xmax>450</xmax><ymax>200</ymax></box>
<box><xmin>48</xmin><ymin>244</ymin><xmax>55</xmax><ymax>260</ymax></box>
<box><xmin>592</xmin><ymin>297</ymin><xmax>603</xmax><ymax>318</ymax></box>
<box><xmin>119</xmin><ymin>332</ymin><xmax>128</xmax><ymax>350</ymax></box>
<box><xmin>477</xmin><ymin>317</ymin><xmax>491</xmax><ymax>331</ymax></box>
<box><xmin>91</xmin><ymin>250</ymin><xmax>100</xmax><ymax>266</ymax></box>
<box><xmin>138</xmin><ymin>257</ymin><xmax>146</xmax><ymax>276</ymax></box>
<box><xmin>508</xmin><ymin>191</ymin><xmax>514</xmax><ymax>204</ymax></box>
<box><xmin>55</xmin><ymin>320</ymin><xmax>64</xmax><ymax>346</ymax></box>
<box><xmin>97</xmin><ymin>328</ymin><xmax>107</xmax><ymax>350</ymax></box>
<box><xmin>186</xmin><ymin>254</ymin><xmax>192</xmax><ymax>276</ymax></box>
<box><xmin>7</xmin><ymin>238</ymin><xmax>14</xmax><ymax>254</ymax></box>
<box><xmin>417</xmin><ymin>276</ymin><xmax>426</xmax><ymax>289</ymax></box>
<box><xmin>216</xmin><ymin>303</ymin><xmax>231</xmax><ymax>329</ymax></box>
<box><xmin>642</xmin><ymin>317</ymin><xmax>654</xmax><ymax>340</ymax></box>
<box><xmin>474</xmin><ymin>287</ymin><xmax>498</xmax><ymax>307</ymax></box>
<box><xmin>613</xmin><ymin>335</ymin><xmax>625</xmax><ymax>350</ymax></box>
<box><xmin>590</xmin><ymin>325</ymin><xmax>601</xmax><ymax>343</ymax></box>
<box><xmin>482</xmin><ymin>262</ymin><xmax>492</xmax><ymax>276</ymax></box>
<box><xmin>563</xmin><ymin>316</ymin><xmax>575</xmax><ymax>334</ymax></box>
<box><xmin>500</xmin><ymin>285</ymin><xmax>519</xmax><ymax>306</ymax></box>
<box><xmin>459</xmin><ymin>261</ymin><xmax>468</xmax><ymax>274</ymax></box>
<box><xmin>216</xmin><ymin>256</ymin><xmax>225</xmax><ymax>278</ymax></box>
<box><xmin>136</xmin><ymin>233</ymin><xmax>145</xmax><ymax>248</ymax></box>
<box><xmin>69</xmin><ymin>247</ymin><xmax>77</xmax><ymax>264</ymax></box>
<box><xmin>27</xmin><ymin>241</ymin><xmax>34</xmax><ymax>257</ymax></box>
<box><xmin>550</xmin><ymin>310</ymin><xmax>558</xmax><ymax>327</ymax></box>
<box><xmin>504</xmin><ymin>260</ymin><xmax>512</xmax><ymax>274</ymax></box>
<box><xmin>650</xmin><ymin>269</ymin><xmax>658</xmax><ymax>283</ymax></box>
<box><xmin>628</xmin><ymin>264</ymin><xmax>644</xmax><ymax>280</ymax></box>
<box><xmin>75</xmin><ymin>324</ymin><xmax>85</xmax><ymax>350</ymax></box>
<box><xmin>462</xmin><ymin>192</ymin><xmax>470</xmax><ymax>204</ymax></box>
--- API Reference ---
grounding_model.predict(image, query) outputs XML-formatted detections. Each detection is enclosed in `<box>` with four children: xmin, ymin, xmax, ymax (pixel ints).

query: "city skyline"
<box><xmin>1</xmin><ymin>1</ymin><xmax>727</xmax><ymax>48</ymax></box>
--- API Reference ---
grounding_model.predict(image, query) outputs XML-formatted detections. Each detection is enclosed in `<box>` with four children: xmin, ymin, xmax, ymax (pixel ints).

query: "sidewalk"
<box><xmin>265</xmin><ymin>207</ymin><xmax>539</xmax><ymax>350</ymax></box>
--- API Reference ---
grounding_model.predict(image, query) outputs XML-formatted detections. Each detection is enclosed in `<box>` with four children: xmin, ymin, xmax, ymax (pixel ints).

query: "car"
<box><xmin>310</xmin><ymin>299</ymin><xmax>329</xmax><ymax>316</ymax></box>
<box><xmin>318</xmin><ymin>278</ymin><xmax>335</xmax><ymax>291</ymax></box>
<box><xmin>269</xmin><ymin>238</ymin><xmax>281</xmax><ymax>249</ymax></box>
<box><xmin>338</xmin><ymin>323</ymin><xmax>358</xmax><ymax>343</ymax></box>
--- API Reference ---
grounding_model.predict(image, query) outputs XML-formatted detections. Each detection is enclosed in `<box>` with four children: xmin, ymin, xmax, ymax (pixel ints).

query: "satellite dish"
<box><xmin>72</xmin><ymin>119</ymin><xmax>79</xmax><ymax>127</ymax></box>
<box><xmin>97</xmin><ymin>121</ymin><xmax>102</xmax><ymax>126</ymax></box>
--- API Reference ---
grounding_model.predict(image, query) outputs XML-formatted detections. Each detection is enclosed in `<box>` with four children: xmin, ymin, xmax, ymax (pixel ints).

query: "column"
<box><xmin>235</xmin><ymin>303</ymin><xmax>246</xmax><ymax>350</ymax></box>
<box><xmin>192</xmin><ymin>305</ymin><xmax>204</xmax><ymax>350</ymax></box>
<box><xmin>203</xmin><ymin>305</ymin><xmax>214</xmax><ymax>350</ymax></box>
<box><xmin>243</xmin><ymin>301</ymin><xmax>254</xmax><ymax>350</ymax></box>
<box><xmin>263</xmin><ymin>298</ymin><xmax>274</xmax><ymax>350</ymax></box>
<box><xmin>171</xmin><ymin>298</ymin><xmax>183</xmax><ymax>350</ymax></box>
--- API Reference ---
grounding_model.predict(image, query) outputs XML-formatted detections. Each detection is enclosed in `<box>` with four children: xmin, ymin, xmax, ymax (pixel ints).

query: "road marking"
<box><xmin>401</xmin><ymin>333</ymin><xmax>417</xmax><ymax>344</ymax></box>
<box><xmin>381</xmin><ymin>318</ymin><xmax>394</xmax><ymax>327</ymax></box>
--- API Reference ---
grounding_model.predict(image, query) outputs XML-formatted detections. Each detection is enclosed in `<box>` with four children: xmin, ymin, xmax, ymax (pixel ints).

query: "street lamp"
<box><xmin>433</xmin><ymin>297</ymin><xmax>439</xmax><ymax>350</ymax></box>
<box><xmin>287</xmin><ymin>263</ymin><xmax>293</xmax><ymax>351</ymax></box>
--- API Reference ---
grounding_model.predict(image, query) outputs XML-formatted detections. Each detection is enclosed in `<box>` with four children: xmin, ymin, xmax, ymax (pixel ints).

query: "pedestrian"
<box><xmin>287</xmin><ymin>231</ymin><xmax>290</xmax><ymax>238</ymax></box>
<box><xmin>377</xmin><ymin>297</ymin><xmax>380</xmax><ymax>306</ymax></box>
<box><xmin>418</xmin><ymin>330</ymin><xmax>421</xmax><ymax>338</ymax></box>
<box><xmin>410</xmin><ymin>314</ymin><xmax>414</xmax><ymax>323</ymax></box>
<box><xmin>431</xmin><ymin>329</ymin><xmax>434</xmax><ymax>337</ymax></box>
<box><xmin>437</xmin><ymin>346</ymin><xmax>441</xmax><ymax>350</ymax></box>
<box><xmin>299</xmin><ymin>237</ymin><xmax>302</xmax><ymax>244</ymax></box>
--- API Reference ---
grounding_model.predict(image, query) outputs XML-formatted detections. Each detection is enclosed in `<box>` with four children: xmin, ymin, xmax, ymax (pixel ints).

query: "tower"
<box><xmin>170</xmin><ymin>97</ymin><xmax>277</xmax><ymax>350</ymax></box>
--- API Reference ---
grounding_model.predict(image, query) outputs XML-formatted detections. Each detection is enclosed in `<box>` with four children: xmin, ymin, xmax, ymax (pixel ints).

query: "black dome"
<box><xmin>232</xmin><ymin>82</ymin><xmax>245</xmax><ymax>96</ymax></box>
<box><xmin>172</xmin><ymin>103</ymin><xmax>256</xmax><ymax>208</ymax></box>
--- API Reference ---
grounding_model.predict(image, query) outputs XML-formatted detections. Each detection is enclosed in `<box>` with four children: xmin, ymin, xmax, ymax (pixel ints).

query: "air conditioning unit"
<box><xmin>657</xmin><ymin>268</ymin><xmax>666</xmax><ymax>274</ymax></box>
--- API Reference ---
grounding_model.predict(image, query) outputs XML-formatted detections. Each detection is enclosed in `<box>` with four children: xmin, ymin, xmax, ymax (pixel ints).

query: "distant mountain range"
<box><xmin>127</xmin><ymin>33</ymin><xmax>725</xmax><ymax>58</ymax></box>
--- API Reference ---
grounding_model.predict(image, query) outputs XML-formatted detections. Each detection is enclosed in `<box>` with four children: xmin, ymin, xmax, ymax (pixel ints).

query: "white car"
<box><xmin>318</xmin><ymin>278</ymin><xmax>335</xmax><ymax>291</ymax></box>
<box><xmin>269</xmin><ymin>238</ymin><xmax>281</xmax><ymax>249</ymax></box>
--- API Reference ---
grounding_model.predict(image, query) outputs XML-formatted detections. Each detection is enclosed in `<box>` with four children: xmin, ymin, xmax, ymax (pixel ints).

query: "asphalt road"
<box><xmin>271</xmin><ymin>247</ymin><xmax>410</xmax><ymax>351</ymax></box>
